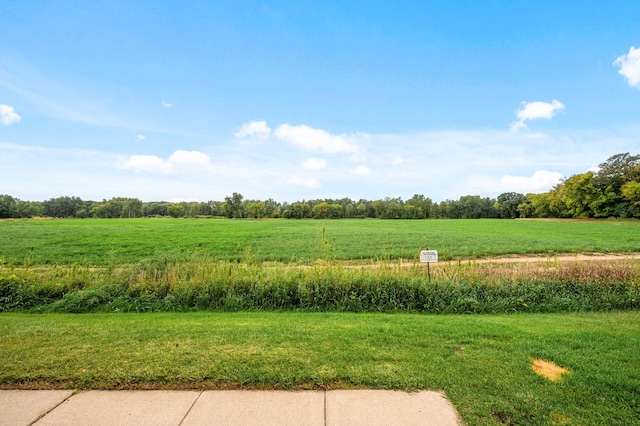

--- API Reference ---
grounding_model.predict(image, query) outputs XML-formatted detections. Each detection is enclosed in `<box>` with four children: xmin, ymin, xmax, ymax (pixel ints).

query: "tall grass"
<box><xmin>2</xmin><ymin>254</ymin><xmax>638</xmax><ymax>313</ymax></box>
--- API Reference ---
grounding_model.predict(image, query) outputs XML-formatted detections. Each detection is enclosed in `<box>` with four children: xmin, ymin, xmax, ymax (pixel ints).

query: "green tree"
<box><xmin>494</xmin><ymin>192</ymin><xmax>526</xmax><ymax>218</ymax></box>
<box><xmin>43</xmin><ymin>196</ymin><xmax>84</xmax><ymax>218</ymax></box>
<box><xmin>329</xmin><ymin>203</ymin><xmax>343</xmax><ymax>218</ymax></box>
<box><xmin>0</xmin><ymin>194</ymin><xmax>18</xmax><ymax>218</ymax></box>
<box><xmin>246</xmin><ymin>201</ymin><xmax>266</xmax><ymax>218</ymax></box>
<box><xmin>16</xmin><ymin>200</ymin><xmax>44</xmax><ymax>218</ymax></box>
<box><xmin>591</xmin><ymin>153</ymin><xmax>640</xmax><ymax>217</ymax></box>
<box><xmin>167</xmin><ymin>204</ymin><xmax>184</xmax><ymax>218</ymax></box>
<box><xmin>223</xmin><ymin>192</ymin><xmax>245</xmax><ymax>218</ymax></box>
<box><xmin>561</xmin><ymin>173</ymin><xmax>598</xmax><ymax>218</ymax></box>
<box><xmin>621</xmin><ymin>181</ymin><xmax>640</xmax><ymax>205</ymax></box>
<box><xmin>312</xmin><ymin>202</ymin><xmax>330</xmax><ymax>219</ymax></box>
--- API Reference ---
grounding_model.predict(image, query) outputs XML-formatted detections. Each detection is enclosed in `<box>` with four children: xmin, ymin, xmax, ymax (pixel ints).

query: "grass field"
<box><xmin>1</xmin><ymin>218</ymin><xmax>639</xmax><ymax>424</ymax></box>
<box><xmin>1</xmin><ymin>311</ymin><xmax>639</xmax><ymax>425</ymax></box>
<box><xmin>1</xmin><ymin>218</ymin><xmax>640</xmax><ymax>265</ymax></box>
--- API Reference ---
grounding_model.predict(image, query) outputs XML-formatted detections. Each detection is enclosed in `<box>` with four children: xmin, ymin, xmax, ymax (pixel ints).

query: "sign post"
<box><xmin>420</xmin><ymin>249</ymin><xmax>438</xmax><ymax>281</ymax></box>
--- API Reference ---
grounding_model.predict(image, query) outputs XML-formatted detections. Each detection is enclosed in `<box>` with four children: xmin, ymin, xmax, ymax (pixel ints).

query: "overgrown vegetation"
<box><xmin>2</xmin><ymin>255</ymin><xmax>638</xmax><ymax>313</ymax></box>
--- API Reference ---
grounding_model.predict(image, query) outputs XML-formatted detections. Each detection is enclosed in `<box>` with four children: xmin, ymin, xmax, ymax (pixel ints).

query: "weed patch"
<box><xmin>2</xmin><ymin>257</ymin><xmax>638</xmax><ymax>313</ymax></box>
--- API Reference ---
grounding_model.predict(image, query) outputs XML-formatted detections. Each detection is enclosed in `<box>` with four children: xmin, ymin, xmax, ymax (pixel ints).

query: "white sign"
<box><xmin>420</xmin><ymin>250</ymin><xmax>438</xmax><ymax>263</ymax></box>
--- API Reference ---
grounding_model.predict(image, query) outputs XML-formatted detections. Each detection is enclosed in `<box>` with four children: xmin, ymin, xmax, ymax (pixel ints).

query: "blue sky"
<box><xmin>1</xmin><ymin>1</ymin><xmax>639</xmax><ymax>202</ymax></box>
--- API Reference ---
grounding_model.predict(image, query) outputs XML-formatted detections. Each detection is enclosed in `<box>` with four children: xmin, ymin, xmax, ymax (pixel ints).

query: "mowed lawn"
<box><xmin>1</xmin><ymin>218</ymin><xmax>639</xmax><ymax>265</ymax></box>
<box><xmin>1</xmin><ymin>311</ymin><xmax>639</xmax><ymax>425</ymax></box>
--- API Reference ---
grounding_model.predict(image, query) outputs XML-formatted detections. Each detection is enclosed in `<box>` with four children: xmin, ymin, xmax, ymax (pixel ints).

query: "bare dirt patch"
<box><xmin>530</xmin><ymin>358</ymin><xmax>570</xmax><ymax>381</ymax></box>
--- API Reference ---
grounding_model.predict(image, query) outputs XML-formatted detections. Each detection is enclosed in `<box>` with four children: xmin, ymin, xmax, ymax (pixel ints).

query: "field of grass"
<box><xmin>1</xmin><ymin>218</ymin><xmax>640</xmax><ymax>266</ymax></box>
<box><xmin>2</xmin><ymin>218</ymin><xmax>639</xmax><ymax>424</ymax></box>
<box><xmin>2</xmin><ymin>311</ymin><xmax>639</xmax><ymax>425</ymax></box>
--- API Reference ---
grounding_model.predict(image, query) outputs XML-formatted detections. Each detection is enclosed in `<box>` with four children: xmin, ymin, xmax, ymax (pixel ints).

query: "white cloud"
<box><xmin>119</xmin><ymin>155</ymin><xmax>173</xmax><ymax>173</ymax></box>
<box><xmin>234</xmin><ymin>120</ymin><xmax>271</xmax><ymax>139</ymax></box>
<box><xmin>470</xmin><ymin>170</ymin><xmax>563</xmax><ymax>194</ymax></box>
<box><xmin>351</xmin><ymin>165</ymin><xmax>371</xmax><ymax>176</ymax></box>
<box><xmin>162</xmin><ymin>100</ymin><xmax>172</xmax><ymax>108</ymax></box>
<box><xmin>614</xmin><ymin>46</ymin><xmax>640</xmax><ymax>88</ymax></box>
<box><xmin>301</xmin><ymin>158</ymin><xmax>327</xmax><ymax>170</ymax></box>
<box><xmin>168</xmin><ymin>150</ymin><xmax>210</xmax><ymax>166</ymax></box>
<box><xmin>0</xmin><ymin>104</ymin><xmax>21</xmax><ymax>125</ymax></box>
<box><xmin>118</xmin><ymin>150</ymin><xmax>210</xmax><ymax>173</ymax></box>
<box><xmin>137</xmin><ymin>134</ymin><xmax>146</xmax><ymax>141</ymax></box>
<box><xmin>275</xmin><ymin>124</ymin><xmax>358</xmax><ymax>153</ymax></box>
<box><xmin>501</xmin><ymin>170</ymin><xmax>563</xmax><ymax>192</ymax></box>
<box><xmin>285</xmin><ymin>176</ymin><xmax>321</xmax><ymax>188</ymax></box>
<box><xmin>510</xmin><ymin>100</ymin><xmax>565</xmax><ymax>132</ymax></box>
<box><xmin>5</xmin><ymin>123</ymin><xmax>639</xmax><ymax>203</ymax></box>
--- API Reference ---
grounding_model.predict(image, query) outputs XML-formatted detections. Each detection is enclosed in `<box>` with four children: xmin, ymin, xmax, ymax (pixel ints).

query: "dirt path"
<box><xmin>343</xmin><ymin>253</ymin><xmax>640</xmax><ymax>269</ymax></box>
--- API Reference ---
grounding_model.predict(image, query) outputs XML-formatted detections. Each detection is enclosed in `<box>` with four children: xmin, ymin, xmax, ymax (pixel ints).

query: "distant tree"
<box><xmin>406</xmin><ymin>194</ymin><xmax>434</xmax><ymax>218</ymax></box>
<box><xmin>329</xmin><ymin>203</ymin><xmax>343</xmax><ymax>218</ymax></box>
<box><xmin>282</xmin><ymin>202</ymin><xmax>310</xmax><ymax>219</ymax></box>
<box><xmin>312</xmin><ymin>202</ymin><xmax>330</xmax><ymax>219</ymax></box>
<box><xmin>167</xmin><ymin>204</ymin><xmax>184</xmax><ymax>218</ymax></box>
<box><xmin>494</xmin><ymin>192</ymin><xmax>526</xmax><ymax>218</ymax></box>
<box><xmin>527</xmin><ymin>186</ymin><xmax>568</xmax><ymax>218</ymax></box>
<box><xmin>0</xmin><ymin>194</ymin><xmax>18</xmax><ymax>218</ymax></box>
<box><xmin>621</xmin><ymin>181</ymin><xmax>640</xmax><ymax>206</ymax></box>
<box><xmin>16</xmin><ymin>200</ymin><xmax>44</xmax><ymax>218</ymax></box>
<box><xmin>143</xmin><ymin>202</ymin><xmax>169</xmax><ymax>216</ymax></box>
<box><xmin>456</xmin><ymin>195</ymin><xmax>497</xmax><ymax>218</ymax></box>
<box><xmin>559</xmin><ymin>173</ymin><xmax>599</xmax><ymax>218</ymax></box>
<box><xmin>223</xmin><ymin>192</ymin><xmax>245</xmax><ymax>218</ymax></box>
<box><xmin>246</xmin><ymin>201</ymin><xmax>266</xmax><ymax>218</ymax></box>
<box><xmin>43</xmin><ymin>196</ymin><xmax>84</xmax><ymax>218</ymax></box>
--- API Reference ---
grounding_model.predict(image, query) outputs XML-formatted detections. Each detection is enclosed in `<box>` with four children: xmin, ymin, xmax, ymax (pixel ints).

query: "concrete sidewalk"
<box><xmin>0</xmin><ymin>389</ymin><xmax>462</xmax><ymax>426</ymax></box>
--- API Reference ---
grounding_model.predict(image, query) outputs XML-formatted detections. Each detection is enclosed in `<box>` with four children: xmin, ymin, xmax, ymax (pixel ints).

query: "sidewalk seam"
<box><xmin>28</xmin><ymin>389</ymin><xmax>78</xmax><ymax>426</ymax></box>
<box><xmin>324</xmin><ymin>390</ymin><xmax>327</xmax><ymax>426</ymax></box>
<box><xmin>178</xmin><ymin>390</ymin><xmax>203</xmax><ymax>426</ymax></box>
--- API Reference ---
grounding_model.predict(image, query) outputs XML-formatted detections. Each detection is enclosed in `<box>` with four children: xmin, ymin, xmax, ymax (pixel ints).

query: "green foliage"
<box><xmin>621</xmin><ymin>180</ymin><xmax>640</xmax><ymax>204</ymax></box>
<box><xmin>2</xmin><ymin>257</ymin><xmax>638</xmax><ymax>314</ymax></box>
<box><xmin>0</xmin><ymin>194</ymin><xmax>18</xmax><ymax>218</ymax></box>
<box><xmin>167</xmin><ymin>204</ymin><xmax>184</xmax><ymax>218</ymax></box>
<box><xmin>526</xmin><ymin>152</ymin><xmax>640</xmax><ymax>219</ymax></box>
<box><xmin>494</xmin><ymin>192</ymin><xmax>526</xmax><ymax>218</ymax></box>
<box><xmin>223</xmin><ymin>192</ymin><xmax>245</xmax><ymax>218</ymax></box>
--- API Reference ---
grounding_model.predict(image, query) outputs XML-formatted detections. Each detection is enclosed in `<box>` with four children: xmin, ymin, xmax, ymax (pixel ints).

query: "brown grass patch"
<box><xmin>530</xmin><ymin>358</ymin><xmax>570</xmax><ymax>381</ymax></box>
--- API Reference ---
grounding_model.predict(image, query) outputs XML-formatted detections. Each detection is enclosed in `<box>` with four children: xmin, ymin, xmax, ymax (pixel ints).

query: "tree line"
<box><xmin>1</xmin><ymin>153</ymin><xmax>638</xmax><ymax>220</ymax></box>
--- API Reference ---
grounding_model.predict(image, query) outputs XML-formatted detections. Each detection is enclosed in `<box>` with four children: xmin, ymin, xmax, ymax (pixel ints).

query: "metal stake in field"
<box><xmin>420</xmin><ymin>249</ymin><xmax>439</xmax><ymax>281</ymax></box>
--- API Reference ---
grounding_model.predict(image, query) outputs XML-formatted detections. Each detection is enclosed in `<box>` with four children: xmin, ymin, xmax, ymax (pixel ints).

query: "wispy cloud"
<box><xmin>4</xmin><ymin>121</ymin><xmax>638</xmax><ymax>203</ymax></box>
<box><xmin>285</xmin><ymin>175</ymin><xmax>321</xmax><ymax>188</ymax></box>
<box><xmin>0</xmin><ymin>58</ymin><xmax>192</xmax><ymax>136</ymax></box>
<box><xmin>162</xmin><ymin>100</ymin><xmax>172</xmax><ymax>108</ymax></box>
<box><xmin>469</xmin><ymin>170</ymin><xmax>564</xmax><ymax>194</ymax></box>
<box><xmin>118</xmin><ymin>155</ymin><xmax>174</xmax><ymax>173</ymax></box>
<box><xmin>351</xmin><ymin>165</ymin><xmax>370</xmax><ymax>176</ymax></box>
<box><xmin>614</xmin><ymin>46</ymin><xmax>640</xmax><ymax>88</ymax></box>
<box><xmin>301</xmin><ymin>158</ymin><xmax>327</xmax><ymax>170</ymax></box>
<box><xmin>168</xmin><ymin>150</ymin><xmax>210</xmax><ymax>166</ymax></box>
<box><xmin>274</xmin><ymin>124</ymin><xmax>359</xmax><ymax>153</ymax></box>
<box><xmin>137</xmin><ymin>134</ymin><xmax>146</xmax><ymax>141</ymax></box>
<box><xmin>510</xmin><ymin>100</ymin><xmax>565</xmax><ymax>133</ymax></box>
<box><xmin>234</xmin><ymin>120</ymin><xmax>271</xmax><ymax>139</ymax></box>
<box><xmin>0</xmin><ymin>104</ymin><xmax>21</xmax><ymax>125</ymax></box>
<box><xmin>118</xmin><ymin>150</ymin><xmax>210</xmax><ymax>173</ymax></box>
